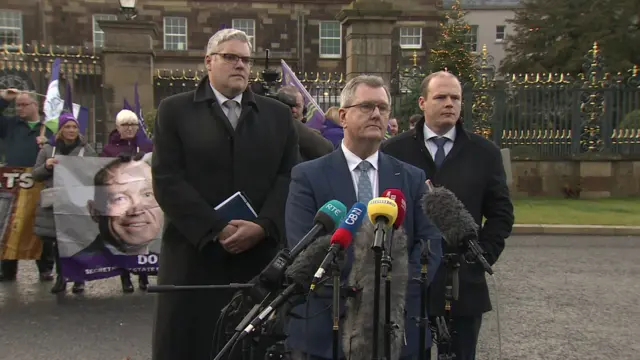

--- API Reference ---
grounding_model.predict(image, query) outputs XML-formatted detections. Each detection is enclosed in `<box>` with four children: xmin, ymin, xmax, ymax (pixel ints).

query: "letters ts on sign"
<box><xmin>0</xmin><ymin>172</ymin><xmax>35</xmax><ymax>189</ymax></box>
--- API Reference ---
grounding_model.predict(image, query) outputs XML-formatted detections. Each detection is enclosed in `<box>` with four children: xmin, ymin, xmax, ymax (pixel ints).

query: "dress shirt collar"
<box><xmin>424</xmin><ymin>123</ymin><xmax>457</xmax><ymax>142</ymax></box>
<box><xmin>210</xmin><ymin>82</ymin><xmax>243</xmax><ymax>106</ymax></box>
<box><xmin>341</xmin><ymin>141</ymin><xmax>379</xmax><ymax>172</ymax></box>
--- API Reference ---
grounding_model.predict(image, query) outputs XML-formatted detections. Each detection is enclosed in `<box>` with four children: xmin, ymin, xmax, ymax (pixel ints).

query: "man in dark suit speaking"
<box><xmin>284</xmin><ymin>75</ymin><xmax>443</xmax><ymax>359</ymax></box>
<box><xmin>151</xmin><ymin>28</ymin><xmax>299</xmax><ymax>360</ymax></box>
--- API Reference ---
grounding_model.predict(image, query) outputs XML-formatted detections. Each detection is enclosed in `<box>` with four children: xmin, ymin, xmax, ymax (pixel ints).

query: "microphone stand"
<box><xmin>371</xmin><ymin>223</ymin><xmax>387</xmax><ymax>360</ymax></box>
<box><xmin>418</xmin><ymin>240</ymin><xmax>430</xmax><ymax>360</ymax></box>
<box><xmin>381</xmin><ymin>231</ymin><xmax>395</xmax><ymax>360</ymax></box>
<box><xmin>438</xmin><ymin>252</ymin><xmax>460</xmax><ymax>360</ymax></box>
<box><xmin>331</xmin><ymin>258</ymin><xmax>341</xmax><ymax>360</ymax></box>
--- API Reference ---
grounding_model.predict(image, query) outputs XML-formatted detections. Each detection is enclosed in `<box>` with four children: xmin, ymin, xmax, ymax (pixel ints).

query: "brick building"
<box><xmin>0</xmin><ymin>0</ymin><xmax>442</xmax><ymax>145</ymax></box>
<box><xmin>1</xmin><ymin>0</ymin><xmax>441</xmax><ymax>73</ymax></box>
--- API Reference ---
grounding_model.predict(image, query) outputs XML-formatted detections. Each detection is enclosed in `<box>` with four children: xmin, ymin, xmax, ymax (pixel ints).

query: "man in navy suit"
<box><xmin>284</xmin><ymin>75</ymin><xmax>443</xmax><ymax>360</ymax></box>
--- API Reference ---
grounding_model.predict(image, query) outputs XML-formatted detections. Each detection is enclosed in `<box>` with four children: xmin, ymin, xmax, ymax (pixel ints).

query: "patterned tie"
<box><xmin>356</xmin><ymin>160</ymin><xmax>374</xmax><ymax>204</ymax></box>
<box><xmin>433</xmin><ymin>137</ymin><xmax>449</xmax><ymax>168</ymax></box>
<box><xmin>224</xmin><ymin>100</ymin><xmax>239</xmax><ymax>129</ymax></box>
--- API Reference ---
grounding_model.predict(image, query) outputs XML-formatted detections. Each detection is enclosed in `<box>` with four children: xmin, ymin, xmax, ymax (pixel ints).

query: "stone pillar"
<box><xmin>98</xmin><ymin>20</ymin><xmax>158</xmax><ymax>141</ymax></box>
<box><xmin>336</xmin><ymin>1</ymin><xmax>402</xmax><ymax>84</ymax></box>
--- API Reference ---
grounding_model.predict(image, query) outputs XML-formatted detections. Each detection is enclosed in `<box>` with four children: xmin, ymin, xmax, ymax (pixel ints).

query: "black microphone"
<box><xmin>237</xmin><ymin>234</ymin><xmax>340</xmax><ymax>340</ymax></box>
<box><xmin>247</xmin><ymin>200</ymin><xmax>347</xmax><ymax>302</ymax></box>
<box><xmin>421</xmin><ymin>182</ymin><xmax>494</xmax><ymax>275</ymax></box>
<box><xmin>342</xmin><ymin>221</ymin><xmax>410</xmax><ymax>360</ymax></box>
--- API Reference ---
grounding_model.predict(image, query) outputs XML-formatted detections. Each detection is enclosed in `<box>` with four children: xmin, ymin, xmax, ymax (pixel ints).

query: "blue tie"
<box><xmin>356</xmin><ymin>160</ymin><xmax>374</xmax><ymax>204</ymax></box>
<box><xmin>433</xmin><ymin>137</ymin><xmax>449</xmax><ymax>168</ymax></box>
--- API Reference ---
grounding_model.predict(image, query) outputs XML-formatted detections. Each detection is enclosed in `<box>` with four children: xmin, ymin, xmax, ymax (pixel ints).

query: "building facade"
<box><xmin>444</xmin><ymin>0</ymin><xmax>522</xmax><ymax>71</ymax></box>
<box><xmin>1</xmin><ymin>0</ymin><xmax>442</xmax><ymax>74</ymax></box>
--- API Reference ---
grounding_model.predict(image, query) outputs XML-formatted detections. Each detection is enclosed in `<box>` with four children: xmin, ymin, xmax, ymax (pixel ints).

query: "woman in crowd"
<box><xmin>100</xmin><ymin>109</ymin><xmax>153</xmax><ymax>292</ymax></box>
<box><xmin>32</xmin><ymin>112</ymin><xmax>97</xmax><ymax>294</ymax></box>
<box><xmin>320</xmin><ymin>106</ymin><xmax>344</xmax><ymax>149</ymax></box>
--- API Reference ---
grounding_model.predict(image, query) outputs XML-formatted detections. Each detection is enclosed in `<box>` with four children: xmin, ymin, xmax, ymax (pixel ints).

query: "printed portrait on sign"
<box><xmin>53</xmin><ymin>155</ymin><xmax>164</xmax><ymax>281</ymax></box>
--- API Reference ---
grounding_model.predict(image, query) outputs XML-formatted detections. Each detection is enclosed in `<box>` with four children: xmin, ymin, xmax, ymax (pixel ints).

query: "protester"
<box><xmin>151</xmin><ymin>28</ymin><xmax>299</xmax><ymax>360</ymax></box>
<box><xmin>381</xmin><ymin>71</ymin><xmax>514</xmax><ymax>360</ymax></box>
<box><xmin>32</xmin><ymin>112</ymin><xmax>97</xmax><ymax>294</ymax></box>
<box><xmin>100</xmin><ymin>109</ymin><xmax>151</xmax><ymax>292</ymax></box>
<box><xmin>320</xmin><ymin>106</ymin><xmax>344</xmax><ymax>149</ymax></box>
<box><xmin>409</xmin><ymin>114</ymin><xmax>421</xmax><ymax>130</ymax></box>
<box><xmin>0</xmin><ymin>88</ymin><xmax>55</xmax><ymax>282</ymax></box>
<box><xmin>276</xmin><ymin>85</ymin><xmax>333</xmax><ymax>161</ymax></box>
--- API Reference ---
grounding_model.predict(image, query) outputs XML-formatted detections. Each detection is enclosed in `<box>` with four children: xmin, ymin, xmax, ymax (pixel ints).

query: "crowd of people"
<box><xmin>0</xmin><ymin>26</ymin><xmax>514</xmax><ymax>360</ymax></box>
<box><xmin>0</xmin><ymin>92</ymin><xmax>152</xmax><ymax>294</ymax></box>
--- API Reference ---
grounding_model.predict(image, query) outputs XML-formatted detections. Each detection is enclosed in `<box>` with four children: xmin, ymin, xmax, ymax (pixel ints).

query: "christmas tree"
<box><xmin>428</xmin><ymin>0</ymin><xmax>478</xmax><ymax>84</ymax></box>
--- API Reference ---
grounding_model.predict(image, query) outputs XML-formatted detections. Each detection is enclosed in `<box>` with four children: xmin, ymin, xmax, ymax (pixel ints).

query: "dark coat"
<box><xmin>291</xmin><ymin>119</ymin><xmax>333</xmax><ymax>162</ymax></box>
<box><xmin>0</xmin><ymin>98</ymin><xmax>54</xmax><ymax>167</ymax></box>
<box><xmin>284</xmin><ymin>149</ymin><xmax>443</xmax><ymax>358</ymax></box>
<box><xmin>100</xmin><ymin>129</ymin><xmax>153</xmax><ymax>157</ymax></box>
<box><xmin>150</xmin><ymin>76</ymin><xmax>299</xmax><ymax>360</ymax></box>
<box><xmin>381</xmin><ymin>118</ymin><xmax>514</xmax><ymax>317</ymax></box>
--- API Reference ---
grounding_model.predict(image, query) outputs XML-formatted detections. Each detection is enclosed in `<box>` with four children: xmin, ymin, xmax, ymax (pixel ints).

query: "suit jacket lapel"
<box><xmin>378</xmin><ymin>152</ymin><xmax>402</xmax><ymax>195</ymax></box>
<box><xmin>326</xmin><ymin>149</ymin><xmax>357</xmax><ymax>208</ymax></box>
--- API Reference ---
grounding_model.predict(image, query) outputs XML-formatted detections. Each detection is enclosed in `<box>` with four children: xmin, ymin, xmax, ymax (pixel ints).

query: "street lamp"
<box><xmin>119</xmin><ymin>0</ymin><xmax>137</xmax><ymax>20</ymax></box>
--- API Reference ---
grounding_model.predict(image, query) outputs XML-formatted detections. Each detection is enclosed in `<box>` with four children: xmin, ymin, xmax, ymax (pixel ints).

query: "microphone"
<box><xmin>421</xmin><ymin>182</ymin><xmax>494</xmax><ymax>275</ymax></box>
<box><xmin>310</xmin><ymin>202</ymin><xmax>368</xmax><ymax>290</ymax></box>
<box><xmin>342</xmin><ymin>221</ymin><xmax>410</xmax><ymax>360</ymax></box>
<box><xmin>248</xmin><ymin>200</ymin><xmax>347</xmax><ymax>302</ymax></box>
<box><xmin>367</xmin><ymin>197</ymin><xmax>398</xmax><ymax>250</ymax></box>
<box><xmin>381</xmin><ymin>189</ymin><xmax>407</xmax><ymax>230</ymax></box>
<box><xmin>237</xmin><ymin>234</ymin><xmax>340</xmax><ymax>340</ymax></box>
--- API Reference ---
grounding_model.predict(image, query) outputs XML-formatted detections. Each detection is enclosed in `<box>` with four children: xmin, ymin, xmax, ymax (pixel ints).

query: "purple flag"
<box><xmin>280</xmin><ymin>59</ymin><xmax>325</xmax><ymax>131</ymax></box>
<box><xmin>123</xmin><ymin>98</ymin><xmax>133</xmax><ymax>111</ymax></box>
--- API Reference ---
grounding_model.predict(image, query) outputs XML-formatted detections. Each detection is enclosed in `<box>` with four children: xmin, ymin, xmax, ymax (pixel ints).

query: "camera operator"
<box><xmin>275</xmin><ymin>86</ymin><xmax>333</xmax><ymax>162</ymax></box>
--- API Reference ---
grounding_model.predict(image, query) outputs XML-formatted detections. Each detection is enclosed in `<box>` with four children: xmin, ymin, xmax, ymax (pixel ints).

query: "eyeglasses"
<box><xmin>211</xmin><ymin>53</ymin><xmax>253</xmax><ymax>66</ymax></box>
<box><xmin>343</xmin><ymin>102</ymin><xmax>391</xmax><ymax>116</ymax></box>
<box><xmin>119</xmin><ymin>123</ymin><xmax>139</xmax><ymax>128</ymax></box>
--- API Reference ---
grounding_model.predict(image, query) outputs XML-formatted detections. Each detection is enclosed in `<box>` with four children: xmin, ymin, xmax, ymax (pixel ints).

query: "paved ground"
<box><xmin>1</xmin><ymin>235</ymin><xmax>639</xmax><ymax>360</ymax></box>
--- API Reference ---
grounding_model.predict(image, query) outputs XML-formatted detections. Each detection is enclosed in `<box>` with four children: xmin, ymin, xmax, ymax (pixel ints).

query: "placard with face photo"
<box><xmin>53</xmin><ymin>155</ymin><xmax>164</xmax><ymax>282</ymax></box>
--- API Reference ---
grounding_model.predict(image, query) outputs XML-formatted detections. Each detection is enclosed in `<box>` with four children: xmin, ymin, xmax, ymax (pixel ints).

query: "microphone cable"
<box><xmin>488</xmin><ymin>273</ymin><xmax>503</xmax><ymax>360</ymax></box>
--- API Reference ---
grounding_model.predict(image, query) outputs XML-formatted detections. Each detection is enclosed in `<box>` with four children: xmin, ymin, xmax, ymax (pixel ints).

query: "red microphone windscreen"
<box><xmin>382</xmin><ymin>189</ymin><xmax>407</xmax><ymax>229</ymax></box>
<box><xmin>330</xmin><ymin>228</ymin><xmax>353</xmax><ymax>249</ymax></box>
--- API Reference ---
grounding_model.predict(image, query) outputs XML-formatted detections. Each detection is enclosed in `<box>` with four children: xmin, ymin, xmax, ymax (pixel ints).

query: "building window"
<box><xmin>319</xmin><ymin>21</ymin><xmax>341</xmax><ymax>58</ymax></box>
<box><xmin>92</xmin><ymin>14</ymin><xmax>118</xmax><ymax>48</ymax></box>
<box><xmin>465</xmin><ymin>25</ymin><xmax>478</xmax><ymax>52</ymax></box>
<box><xmin>232</xmin><ymin>19</ymin><xmax>255</xmax><ymax>49</ymax></box>
<box><xmin>0</xmin><ymin>10</ymin><xmax>22</xmax><ymax>46</ymax></box>
<box><xmin>399</xmin><ymin>27</ymin><xmax>422</xmax><ymax>49</ymax></box>
<box><xmin>163</xmin><ymin>17</ymin><xmax>188</xmax><ymax>51</ymax></box>
<box><xmin>496</xmin><ymin>25</ymin><xmax>506</xmax><ymax>42</ymax></box>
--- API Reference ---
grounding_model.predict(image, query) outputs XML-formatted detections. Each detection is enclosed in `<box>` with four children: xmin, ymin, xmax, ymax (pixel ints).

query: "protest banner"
<box><xmin>0</xmin><ymin>166</ymin><xmax>44</xmax><ymax>260</ymax></box>
<box><xmin>53</xmin><ymin>155</ymin><xmax>163</xmax><ymax>282</ymax></box>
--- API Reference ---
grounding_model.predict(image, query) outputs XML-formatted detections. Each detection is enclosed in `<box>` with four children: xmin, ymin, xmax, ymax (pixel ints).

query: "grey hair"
<box><xmin>277</xmin><ymin>85</ymin><xmax>301</xmax><ymax>97</ymax></box>
<box><xmin>205</xmin><ymin>28</ymin><xmax>253</xmax><ymax>55</ymax></box>
<box><xmin>115</xmin><ymin>109</ymin><xmax>138</xmax><ymax>126</ymax></box>
<box><xmin>339</xmin><ymin>75</ymin><xmax>392</xmax><ymax>108</ymax></box>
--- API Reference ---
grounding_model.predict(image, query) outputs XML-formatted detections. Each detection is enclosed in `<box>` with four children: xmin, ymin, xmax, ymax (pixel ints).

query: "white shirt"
<box><xmin>341</xmin><ymin>141</ymin><xmax>379</xmax><ymax>199</ymax></box>
<box><xmin>210</xmin><ymin>83</ymin><xmax>242</xmax><ymax>119</ymax></box>
<box><xmin>423</xmin><ymin>124</ymin><xmax>456</xmax><ymax>160</ymax></box>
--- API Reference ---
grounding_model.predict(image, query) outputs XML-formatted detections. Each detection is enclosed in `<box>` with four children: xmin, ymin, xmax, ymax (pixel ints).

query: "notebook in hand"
<box><xmin>214</xmin><ymin>191</ymin><xmax>258</xmax><ymax>222</ymax></box>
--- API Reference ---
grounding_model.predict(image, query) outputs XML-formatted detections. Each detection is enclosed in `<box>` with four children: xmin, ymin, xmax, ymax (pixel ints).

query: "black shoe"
<box><xmin>138</xmin><ymin>274</ymin><xmax>149</xmax><ymax>291</ymax></box>
<box><xmin>0</xmin><ymin>273</ymin><xmax>16</xmax><ymax>282</ymax></box>
<box><xmin>71</xmin><ymin>282</ymin><xmax>85</xmax><ymax>294</ymax></box>
<box><xmin>39</xmin><ymin>271</ymin><xmax>54</xmax><ymax>282</ymax></box>
<box><xmin>121</xmin><ymin>274</ymin><xmax>134</xmax><ymax>293</ymax></box>
<box><xmin>51</xmin><ymin>276</ymin><xmax>66</xmax><ymax>294</ymax></box>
